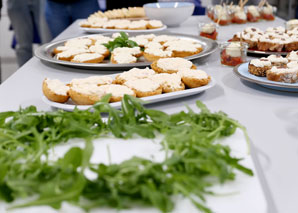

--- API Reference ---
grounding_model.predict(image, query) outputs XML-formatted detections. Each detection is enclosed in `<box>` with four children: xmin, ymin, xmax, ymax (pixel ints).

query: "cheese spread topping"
<box><xmin>71</xmin><ymin>76</ymin><xmax>113</xmax><ymax>86</ymax></box>
<box><xmin>287</xmin><ymin>61</ymin><xmax>298</xmax><ymax>69</ymax></box>
<box><xmin>117</xmin><ymin>67</ymin><xmax>156</xmax><ymax>81</ymax></box>
<box><xmin>129</xmin><ymin>20</ymin><xmax>148</xmax><ymax>29</ymax></box>
<box><xmin>90</xmin><ymin>35</ymin><xmax>111</xmax><ymax>44</ymax></box>
<box><xmin>56</xmin><ymin>48</ymin><xmax>89</xmax><ymax>59</ymax></box>
<box><xmin>129</xmin><ymin>37</ymin><xmax>149</xmax><ymax>47</ymax></box>
<box><xmin>287</xmin><ymin>51</ymin><xmax>298</xmax><ymax>61</ymax></box>
<box><xmin>145</xmin><ymin>48</ymin><xmax>172</xmax><ymax>57</ymax></box>
<box><xmin>148</xmin><ymin>20</ymin><xmax>163</xmax><ymax>28</ymax></box>
<box><xmin>201</xmin><ymin>23</ymin><xmax>216</xmax><ymax>34</ymax></box>
<box><xmin>178</xmin><ymin>68</ymin><xmax>209</xmax><ymax>79</ymax></box>
<box><xmin>235</xmin><ymin>10</ymin><xmax>247</xmax><ymax>20</ymax></box>
<box><xmin>153</xmin><ymin>35</ymin><xmax>180</xmax><ymax>43</ymax></box>
<box><xmin>244</xmin><ymin>27</ymin><xmax>261</xmax><ymax>34</ymax></box>
<box><xmin>89</xmin><ymin>44</ymin><xmax>108</xmax><ymax>55</ymax></box>
<box><xmin>157</xmin><ymin>58</ymin><xmax>193</xmax><ymax>71</ymax></box>
<box><xmin>262</xmin><ymin>5</ymin><xmax>273</xmax><ymax>15</ymax></box>
<box><xmin>250</xmin><ymin>59</ymin><xmax>271</xmax><ymax>67</ymax></box>
<box><xmin>71</xmin><ymin>83</ymin><xmax>106</xmax><ymax>96</ymax></box>
<box><xmin>64</xmin><ymin>38</ymin><xmax>92</xmax><ymax>48</ymax></box>
<box><xmin>150</xmin><ymin>73</ymin><xmax>182</xmax><ymax>89</ymax></box>
<box><xmin>114</xmin><ymin>20</ymin><xmax>130</xmax><ymax>29</ymax></box>
<box><xmin>112</xmin><ymin>32</ymin><xmax>125</xmax><ymax>38</ymax></box>
<box><xmin>45</xmin><ymin>78</ymin><xmax>69</xmax><ymax>96</ymax></box>
<box><xmin>72</xmin><ymin>53</ymin><xmax>102</xmax><ymax>62</ymax></box>
<box><xmin>164</xmin><ymin>40</ymin><xmax>202</xmax><ymax>52</ymax></box>
<box><xmin>247</xmin><ymin>6</ymin><xmax>260</xmax><ymax>17</ymax></box>
<box><xmin>225</xmin><ymin>42</ymin><xmax>242</xmax><ymax>57</ymax></box>
<box><xmin>136</xmin><ymin>34</ymin><xmax>156</xmax><ymax>41</ymax></box>
<box><xmin>125</xmin><ymin>78</ymin><xmax>160</xmax><ymax>92</ymax></box>
<box><xmin>145</xmin><ymin>41</ymin><xmax>163</xmax><ymax>49</ymax></box>
<box><xmin>113</xmin><ymin>47</ymin><xmax>141</xmax><ymax>56</ymax></box>
<box><xmin>270</xmin><ymin>66</ymin><xmax>296</xmax><ymax>74</ymax></box>
<box><xmin>113</xmin><ymin>52</ymin><xmax>136</xmax><ymax>64</ymax></box>
<box><xmin>98</xmin><ymin>84</ymin><xmax>135</xmax><ymax>97</ymax></box>
<box><xmin>267</xmin><ymin>55</ymin><xmax>288</xmax><ymax>63</ymax></box>
<box><xmin>55</xmin><ymin>46</ymin><xmax>74</xmax><ymax>52</ymax></box>
<box><xmin>286</xmin><ymin>19</ymin><xmax>298</xmax><ymax>30</ymax></box>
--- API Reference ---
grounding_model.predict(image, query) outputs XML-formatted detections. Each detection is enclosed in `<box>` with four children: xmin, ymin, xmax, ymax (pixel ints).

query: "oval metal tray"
<box><xmin>80</xmin><ymin>25</ymin><xmax>167</xmax><ymax>33</ymax></box>
<box><xmin>34</xmin><ymin>32</ymin><xmax>218</xmax><ymax>71</ymax></box>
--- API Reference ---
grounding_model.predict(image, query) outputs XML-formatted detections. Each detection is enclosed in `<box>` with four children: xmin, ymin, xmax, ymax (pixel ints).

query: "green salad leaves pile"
<box><xmin>103</xmin><ymin>32</ymin><xmax>138</xmax><ymax>52</ymax></box>
<box><xmin>0</xmin><ymin>95</ymin><xmax>253</xmax><ymax>213</ymax></box>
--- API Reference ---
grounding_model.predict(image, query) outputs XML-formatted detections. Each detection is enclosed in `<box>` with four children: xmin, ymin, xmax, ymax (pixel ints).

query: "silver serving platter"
<box><xmin>34</xmin><ymin>32</ymin><xmax>218</xmax><ymax>71</ymax></box>
<box><xmin>80</xmin><ymin>25</ymin><xmax>167</xmax><ymax>33</ymax></box>
<box><xmin>247</xmin><ymin>49</ymin><xmax>289</xmax><ymax>56</ymax></box>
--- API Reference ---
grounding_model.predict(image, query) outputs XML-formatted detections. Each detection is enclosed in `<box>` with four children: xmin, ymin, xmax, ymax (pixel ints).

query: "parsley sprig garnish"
<box><xmin>103</xmin><ymin>32</ymin><xmax>138</xmax><ymax>52</ymax></box>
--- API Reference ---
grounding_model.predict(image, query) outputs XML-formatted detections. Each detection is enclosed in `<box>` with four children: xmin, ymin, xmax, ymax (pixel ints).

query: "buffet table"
<box><xmin>0</xmin><ymin>16</ymin><xmax>297</xmax><ymax>213</ymax></box>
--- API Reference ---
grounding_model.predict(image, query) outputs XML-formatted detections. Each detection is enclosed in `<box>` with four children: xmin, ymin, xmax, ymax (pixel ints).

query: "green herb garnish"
<box><xmin>0</xmin><ymin>95</ymin><xmax>253</xmax><ymax>212</ymax></box>
<box><xmin>103</xmin><ymin>32</ymin><xmax>138</xmax><ymax>52</ymax></box>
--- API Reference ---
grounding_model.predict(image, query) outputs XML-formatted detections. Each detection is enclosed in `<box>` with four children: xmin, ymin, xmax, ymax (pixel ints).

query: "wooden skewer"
<box><xmin>242</xmin><ymin>0</ymin><xmax>249</xmax><ymax>8</ymax></box>
<box><xmin>258</xmin><ymin>0</ymin><xmax>262</xmax><ymax>7</ymax></box>
<box><xmin>258</xmin><ymin>0</ymin><xmax>266</xmax><ymax>8</ymax></box>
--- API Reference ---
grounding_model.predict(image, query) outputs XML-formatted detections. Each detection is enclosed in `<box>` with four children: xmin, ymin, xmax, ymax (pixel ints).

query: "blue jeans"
<box><xmin>7</xmin><ymin>0</ymin><xmax>40</xmax><ymax>67</ymax></box>
<box><xmin>45</xmin><ymin>0</ymin><xmax>100</xmax><ymax>39</ymax></box>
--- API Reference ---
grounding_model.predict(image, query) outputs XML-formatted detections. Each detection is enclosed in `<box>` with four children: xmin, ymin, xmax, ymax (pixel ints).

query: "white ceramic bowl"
<box><xmin>144</xmin><ymin>2</ymin><xmax>195</xmax><ymax>27</ymax></box>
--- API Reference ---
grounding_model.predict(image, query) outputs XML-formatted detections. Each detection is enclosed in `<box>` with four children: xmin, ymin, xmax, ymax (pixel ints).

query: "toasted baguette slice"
<box><xmin>149</xmin><ymin>73</ymin><xmax>185</xmax><ymax>93</ymax></box>
<box><xmin>71</xmin><ymin>53</ymin><xmax>104</xmax><ymax>63</ymax></box>
<box><xmin>42</xmin><ymin>78</ymin><xmax>69</xmax><ymax>103</ymax></box>
<box><xmin>172</xmin><ymin>47</ymin><xmax>203</xmax><ymax>57</ymax></box>
<box><xmin>178</xmin><ymin>68</ymin><xmax>211</xmax><ymax>88</ymax></box>
<box><xmin>151</xmin><ymin>58</ymin><xmax>196</xmax><ymax>74</ymax></box>
<box><xmin>114</xmin><ymin>67</ymin><xmax>156</xmax><ymax>84</ymax></box>
<box><xmin>98</xmin><ymin>84</ymin><xmax>136</xmax><ymax>102</ymax></box>
<box><xmin>69</xmin><ymin>84</ymin><xmax>106</xmax><ymax>105</ymax></box>
<box><xmin>111</xmin><ymin>53</ymin><xmax>137</xmax><ymax>64</ymax></box>
<box><xmin>124</xmin><ymin>78</ymin><xmax>162</xmax><ymax>98</ymax></box>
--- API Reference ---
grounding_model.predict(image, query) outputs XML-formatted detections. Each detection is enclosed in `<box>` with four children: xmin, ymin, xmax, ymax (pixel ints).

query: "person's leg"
<box><xmin>70</xmin><ymin>0</ymin><xmax>100</xmax><ymax>22</ymax></box>
<box><xmin>29</xmin><ymin>0</ymin><xmax>41</xmax><ymax>43</ymax></box>
<box><xmin>45</xmin><ymin>0</ymin><xmax>71</xmax><ymax>39</ymax></box>
<box><xmin>7</xmin><ymin>0</ymin><xmax>34</xmax><ymax>66</ymax></box>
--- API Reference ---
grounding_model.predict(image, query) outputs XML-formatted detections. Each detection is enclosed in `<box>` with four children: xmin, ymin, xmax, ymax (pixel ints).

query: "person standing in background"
<box><xmin>7</xmin><ymin>0</ymin><xmax>41</xmax><ymax>67</ymax></box>
<box><xmin>45</xmin><ymin>0</ymin><xmax>100</xmax><ymax>39</ymax></box>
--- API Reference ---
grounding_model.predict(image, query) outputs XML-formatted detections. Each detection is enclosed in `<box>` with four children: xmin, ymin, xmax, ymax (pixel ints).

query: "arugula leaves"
<box><xmin>103</xmin><ymin>32</ymin><xmax>138</xmax><ymax>52</ymax></box>
<box><xmin>0</xmin><ymin>95</ymin><xmax>253</xmax><ymax>212</ymax></box>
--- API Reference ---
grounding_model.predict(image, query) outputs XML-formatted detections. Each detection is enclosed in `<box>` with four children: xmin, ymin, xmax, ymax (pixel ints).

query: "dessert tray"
<box><xmin>247</xmin><ymin>49</ymin><xmax>289</xmax><ymax>56</ymax></box>
<box><xmin>34</xmin><ymin>33</ymin><xmax>218</xmax><ymax>71</ymax></box>
<box><xmin>42</xmin><ymin>75</ymin><xmax>216</xmax><ymax>111</ymax></box>
<box><xmin>80</xmin><ymin>25</ymin><xmax>167</xmax><ymax>33</ymax></box>
<box><xmin>234</xmin><ymin>62</ymin><xmax>298</xmax><ymax>92</ymax></box>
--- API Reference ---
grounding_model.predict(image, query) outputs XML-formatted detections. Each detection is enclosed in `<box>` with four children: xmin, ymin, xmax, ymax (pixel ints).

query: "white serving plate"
<box><xmin>0</xmin><ymin>128</ymin><xmax>267</xmax><ymax>213</ymax></box>
<box><xmin>80</xmin><ymin>25</ymin><xmax>167</xmax><ymax>33</ymax></box>
<box><xmin>42</xmin><ymin>76</ymin><xmax>216</xmax><ymax>111</ymax></box>
<box><xmin>234</xmin><ymin>62</ymin><xmax>298</xmax><ymax>92</ymax></box>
